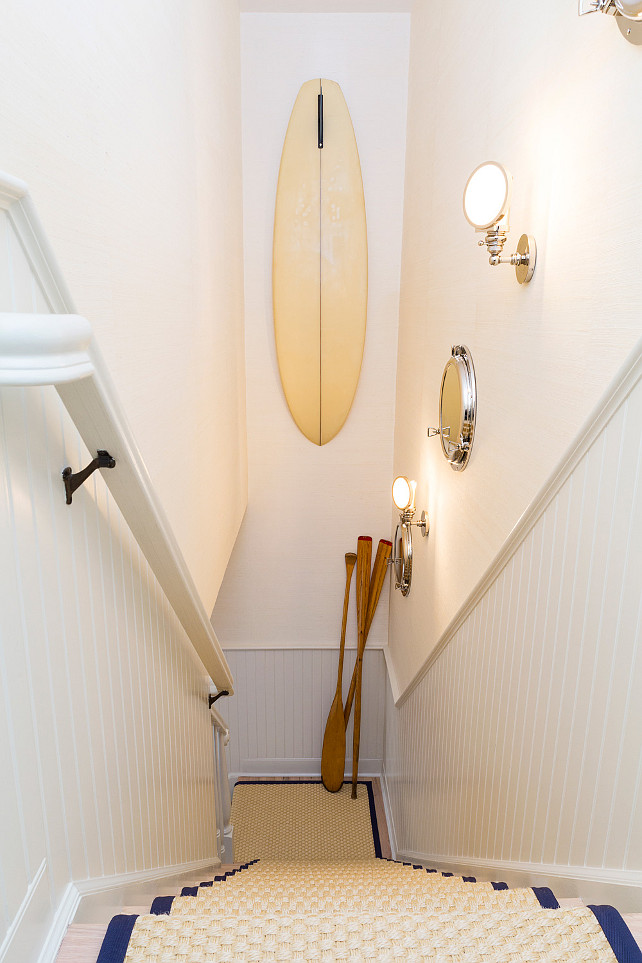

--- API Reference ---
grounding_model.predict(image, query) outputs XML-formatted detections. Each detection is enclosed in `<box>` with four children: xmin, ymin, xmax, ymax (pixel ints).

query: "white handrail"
<box><xmin>0</xmin><ymin>176</ymin><xmax>234</xmax><ymax>694</ymax></box>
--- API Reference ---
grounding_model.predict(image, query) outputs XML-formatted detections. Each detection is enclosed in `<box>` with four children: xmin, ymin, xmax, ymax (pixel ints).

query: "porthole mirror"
<box><xmin>428</xmin><ymin>345</ymin><xmax>477</xmax><ymax>471</ymax></box>
<box><xmin>393</xmin><ymin>521</ymin><xmax>412</xmax><ymax>596</ymax></box>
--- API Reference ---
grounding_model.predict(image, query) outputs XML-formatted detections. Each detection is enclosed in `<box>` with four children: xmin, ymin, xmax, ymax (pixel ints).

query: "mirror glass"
<box><xmin>437</xmin><ymin>345</ymin><xmax>476</xmax><ymax>471</ymax></box>
<box><xmin>440</xmin><ymin>361</ymin><xmax>462</xmax><ymax>459</ymax></box>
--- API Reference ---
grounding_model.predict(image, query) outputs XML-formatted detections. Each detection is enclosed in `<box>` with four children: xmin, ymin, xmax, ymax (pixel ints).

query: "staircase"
<box><xmin>57</xmin><ymin>861</ymin><xmax>642</xmax><ymax>961</ymax></box>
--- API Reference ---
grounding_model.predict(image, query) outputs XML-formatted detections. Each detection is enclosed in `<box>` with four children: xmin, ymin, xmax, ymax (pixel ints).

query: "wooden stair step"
<box><xmin>55</xmin><ymin>923</ymin><xmax>107</xmax><ymax>963</ymax></box>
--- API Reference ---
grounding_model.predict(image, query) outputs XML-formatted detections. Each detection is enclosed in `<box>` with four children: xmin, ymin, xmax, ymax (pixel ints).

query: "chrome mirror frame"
<box><xmin>428</xmin><ymin>345</ymin><xmax>477</xmax><ymax>472</ymax></box>
<box><xmin>393</xmin><ymin>521</ymin><xmax>412</xmax><ymax>596</ymax></box>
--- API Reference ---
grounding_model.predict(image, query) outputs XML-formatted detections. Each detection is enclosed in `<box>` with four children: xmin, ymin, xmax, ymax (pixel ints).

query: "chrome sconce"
<box><xmin>391</xmin><ymin>476</ymin><xmax>428</xmax><ymax>597</ymax></box>
<box><xmin>463</xmin><ymin>162</ymin><xmax>536</xmax><ymax>284</ymax></box>
<box><xmin>579</xmin><ymin>0</ymin><xmax>642</xmax><ymax>43</ymax></box>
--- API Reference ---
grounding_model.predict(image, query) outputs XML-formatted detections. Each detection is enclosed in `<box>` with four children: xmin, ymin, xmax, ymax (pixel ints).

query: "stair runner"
<box><xmin>96</xmin><ymin>859</ymin><xmax>642</xmax><ymax>961</ymax></box>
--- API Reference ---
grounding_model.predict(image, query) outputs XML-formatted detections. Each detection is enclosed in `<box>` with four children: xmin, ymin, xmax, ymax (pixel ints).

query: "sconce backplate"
<box><xmin>617</xmin><ymin>14</ymin><xmax>642</xmax><ymax>41</ymax></box>
<box><xmin>515</xmin><ymin>234</ymin><xmax>537</xmax><ymax>284</ymax></box>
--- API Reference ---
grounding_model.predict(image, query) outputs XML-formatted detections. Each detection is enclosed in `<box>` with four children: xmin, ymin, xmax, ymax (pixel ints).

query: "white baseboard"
<box><xmin>36</xmin><ymin>882</ymin><xmax>80</xmax><ymax>963</ymax></box>
<box><xmin>396</xmin><ymin>850</ymin><xmax>642</xmax><ymax>913</ymax></box>
<box><xmin>379</xmin><ymin>765</ymin><xmax>397</xmax><ymax>860</ymax></box>
<box><xmin>230</xmin><ymin>757</ymin><xmax>383</xmax><ymax>782</ymax></box>
<box><xmin>71</xmin><ymin>857</ymin><xmax>222</xmax><ymax>924</ymax></box>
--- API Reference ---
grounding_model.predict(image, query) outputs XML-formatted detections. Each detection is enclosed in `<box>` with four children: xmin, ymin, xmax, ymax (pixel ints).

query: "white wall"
<box><xmin>213</xmin><ymin>13</ymin><xmax>410</xmax><ymax>651</ymax></box>
<box><xmin>0</xmin><ymin>213</ymin><xmax>220</xmax><ymax>963</ymax></box>
<box><xmin>388</xmin><ymin>0</ymin><xmax>642</xmax><ymax>694</ymax></box>
<box><xmin>0</xmin><ymin>0</ymin><xmax>247</xmax><ymax>613</ymax></box>
<box><xmin>383</xmin><ymin>349</ymin><xmax>642</xmax><ymax>910</ymax></box>
<box><xmin>223</xmin><ymin>648</ymin><xmax>386</xmax><ymax>780</ymax></box>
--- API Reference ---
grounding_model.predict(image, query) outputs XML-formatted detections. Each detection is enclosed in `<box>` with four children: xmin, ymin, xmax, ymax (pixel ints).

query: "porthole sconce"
<box><xmin>463</xmin><ymin>162</ymin><xmax>536</xmax><ymax>284</ymax></box>
<box><xmin>579</xmin><ymin>0</ymin><xmax>642</xmax><ymax>43</ymax></box>
<box><xmin>391</xmin><ymin>475</ymin><xmax>428</xmax><ymax>597</ymax></box>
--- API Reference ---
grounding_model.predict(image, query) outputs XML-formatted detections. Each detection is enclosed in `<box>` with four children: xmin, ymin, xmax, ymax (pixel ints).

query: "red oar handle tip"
<box><xmin>380</xmin><ymin>539</ymin><xmax>392</xmax><ymax>547</ymax></box>
<box><xmin>357</xmin><ymin>535</ymin><xmax>372</xmax><ymax>542</ymax></box>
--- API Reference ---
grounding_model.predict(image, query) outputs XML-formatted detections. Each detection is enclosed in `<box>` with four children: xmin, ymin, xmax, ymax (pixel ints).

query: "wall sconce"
<box><xmin>391</xmin><ymin>475</ymin><xmax>428</xmax><ymax>597</ymax></box>
<box><xmin>579</xmin><ymin>0</ymin><xmax>642</xmax><ymax>43</ymax></box>
<box><xmin>463</xmin><ymin>161</ymin><xmax>536</xmax><ymax>284</ymax></box>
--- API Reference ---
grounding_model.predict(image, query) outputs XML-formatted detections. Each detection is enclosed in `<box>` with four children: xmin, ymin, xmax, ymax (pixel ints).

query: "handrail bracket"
<box><xmin>63</xmin><ymin>449</ymin><xmax>116</xmax><ymax>505</ymax></box>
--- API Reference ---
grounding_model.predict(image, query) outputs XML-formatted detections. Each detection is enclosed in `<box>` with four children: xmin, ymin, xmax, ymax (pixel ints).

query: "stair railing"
<box><xmin>210</xmin><ymin>703</ymin><xmax>234</xmax><ymax>863</ymax></box>
<box><xmin>0</xmin><ymin>173</ymin><xmax>234</xmax><ymax>694</ymax></box>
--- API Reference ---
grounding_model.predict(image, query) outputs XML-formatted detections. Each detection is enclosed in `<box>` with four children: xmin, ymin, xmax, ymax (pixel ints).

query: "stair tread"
<box><xmin>55</xmin><ymin>924</ymin><xmax>107</xmax><ymax>963</ymax></box>
<box><xmin>55</xmin><ymin>885</ymin><xmax>642</xmax><ymax>960</ymax></box>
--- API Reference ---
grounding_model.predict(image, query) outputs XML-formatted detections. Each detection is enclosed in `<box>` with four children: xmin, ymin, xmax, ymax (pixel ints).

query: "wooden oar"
<box><xmin>350</xmin><ymin>536</ymin><xmax>372</xmax><ymax>799</ymax></box>
<box><xmin>321</xmin><ymin>552</ymin><xmax>356</xmax><ymax>792</ymax></box>
<box><xmin>344</xmin><ymin>538</ymin><xmax>392</xmax><ymax>726</ymax></box>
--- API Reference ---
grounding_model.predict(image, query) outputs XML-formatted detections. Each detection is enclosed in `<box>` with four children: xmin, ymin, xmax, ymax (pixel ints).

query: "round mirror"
<box><xmin>393</xmin><ymin>522</ymin><xmax>412</xmax><ymax>596</ymax></box>
<box><xmin>438</xmin><ymin>345</ymin><xmax>476</xmax><ymax>471</ymax></box>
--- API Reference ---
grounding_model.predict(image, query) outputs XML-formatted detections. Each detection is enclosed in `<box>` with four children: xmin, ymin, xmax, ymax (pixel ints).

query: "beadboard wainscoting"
<box><xmin>383</xmin><ymin>349</ymin><xmax>642</xmax><ymax>911</ymax></box>
<box><xmin>0</xmin><ymin>210</ymin><xmax>222</xmax><ymax>962</ymax></box>
<box><xmin>222</xmin><ymin>648</ymin><xmax>386</xmax><ymax>781</ymax></box>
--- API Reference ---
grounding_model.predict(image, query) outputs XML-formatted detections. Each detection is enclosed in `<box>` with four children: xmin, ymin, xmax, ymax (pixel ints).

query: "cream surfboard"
<box><xmin>273</xmin><ymin>79</ymin><xmax>367</xmax><ymax>446</ymax></box>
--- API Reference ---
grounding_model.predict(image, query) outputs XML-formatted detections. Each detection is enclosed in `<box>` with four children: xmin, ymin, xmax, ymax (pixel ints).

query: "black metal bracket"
<box><xmin>318</xmin><ymin>91</ymin><xmax>323</xmax><ymax>149</ymax></box>
<box><xmin>62</xmin><ymin>450</ymin><xmax>116</xmax><ymax>505</ymax></box>
<box><xmin>209</xmin><ymin>690</ymin><xmax>229</xmax><ymax>708</ymax></box>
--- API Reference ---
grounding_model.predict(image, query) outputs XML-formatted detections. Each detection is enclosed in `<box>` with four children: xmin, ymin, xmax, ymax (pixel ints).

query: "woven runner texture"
<box><xmin>117</xmin><ymin>907</ymin><xmax>622</xmax><ymax>961</ymax></box>
<box><xmin>230</xmin><ymin>782</ymin><xmax>376</xmax><ymax>863</ymax></box>
<box><xmin>167</xmin><ymin>863</ymin><xmax>544</xmax><ymax>917</ymax></box>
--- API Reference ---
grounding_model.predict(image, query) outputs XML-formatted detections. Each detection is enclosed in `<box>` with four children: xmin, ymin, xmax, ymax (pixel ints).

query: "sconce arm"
<box><xmin>491</xmin><ymin>251</ymin><xmax>530</xmax><ymax>268</ymax></box>
<box><xmin>397</xmin><ymin>507</ymin><xmax>429</xmax><ymax>537</ymax></box>
<box><xmin>578</xmin><ymin>0</ymin><xmax>616</xmax><ymax>14</ymax></box>
<box><xmin>484</xmin><ymin>234</ymin><xmax>536</xmax><ymax>284</ymax></box>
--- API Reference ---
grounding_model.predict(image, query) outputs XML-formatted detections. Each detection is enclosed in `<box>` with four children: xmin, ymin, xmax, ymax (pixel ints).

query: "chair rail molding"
<box><xmin>383</xmin><ymin>337</ymin><xmax>642</xmax><ymax>911</ymax></box>
<box><xmin>0</xmin><ymin>172</ymin><xmax>233</xmax><ymax>693</ymax></box>
<box><xmin>389</xmin><ymin>333</ymin><xmax>642</xmax><ymax>707</ymax></box>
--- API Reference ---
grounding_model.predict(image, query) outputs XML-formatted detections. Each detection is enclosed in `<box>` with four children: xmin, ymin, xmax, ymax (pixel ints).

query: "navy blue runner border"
<box><xmin>95</xmin><ymin>915</ymin><xmax>138</xmax><ymax>963</ymax></box>
<box><xmin>589</xmin><ymin>906</ymin><xmax>642</xmax><ymax>963</ymax></box>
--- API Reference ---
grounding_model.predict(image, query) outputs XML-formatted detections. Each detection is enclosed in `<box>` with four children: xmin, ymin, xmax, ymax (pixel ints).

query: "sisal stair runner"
<box><xmin>95</xmin><ymin>860</ymin><xmax>642</xmax><ymax>961</ymax></box>
<box><xmin>93</xmin><ymin>781</ymin><xmax>642</xmax><ymax>961</ymax></box>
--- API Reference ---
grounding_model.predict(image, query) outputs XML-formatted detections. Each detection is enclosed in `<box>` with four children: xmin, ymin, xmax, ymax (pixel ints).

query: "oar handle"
<box><xmin>344</xmin><ymin>539</ymin><xmax>392</xmax><ymax>725</ymax></box>
<box><xmin>336</xmin><ymin>553</ymin><xmax>356</xmax><ymax>691</ymax></box>
<box><xmin>350</xmin><ymin>536</ymin><xmax>372</xmax><ymax>799</ymax></box>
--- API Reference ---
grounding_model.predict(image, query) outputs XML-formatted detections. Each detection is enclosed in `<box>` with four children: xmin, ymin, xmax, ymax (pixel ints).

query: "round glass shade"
<box><xmin>463</xmin><ymin>162</ymin><xmax>512</xmax><ymax>230</ymax></box>
<box><xmin>392</xmin><ymin>475</ymin><xmax>415</xmax><ymax>512</ymax></box>
<box><xmin>615</xmin><ymin>0</ymin><xmax>642</xmax><ymax>17</ymax></box>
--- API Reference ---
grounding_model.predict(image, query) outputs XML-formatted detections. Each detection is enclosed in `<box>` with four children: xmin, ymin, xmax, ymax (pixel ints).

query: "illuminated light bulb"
<box><xmin>392</xmin><ymin>476</ymin><xmax>416</xmax><ymax>513</ymax></box>
<box><xmin>615</xmin><ymin>0</ymin><xmax>642</xmax><ymax>16</ymax></box>
<box><xmin>463</xmin><ymin>162</ymin><xmax>512</xmax><ymax>231</ymax></box>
